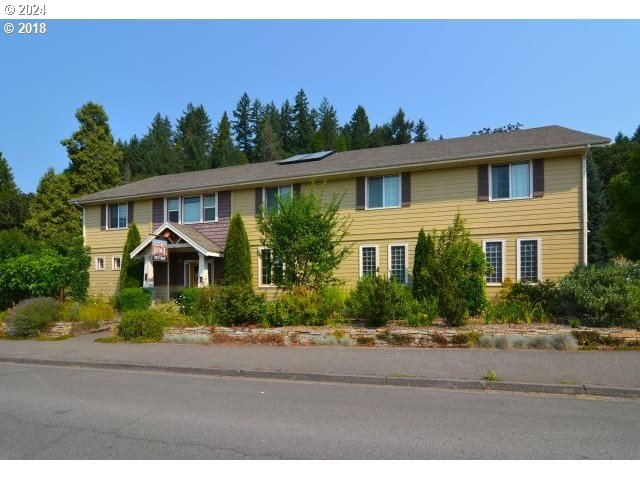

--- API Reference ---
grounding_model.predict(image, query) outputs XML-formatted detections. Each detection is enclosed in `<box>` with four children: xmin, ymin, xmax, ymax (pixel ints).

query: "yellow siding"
<box><xmin>233</xmin><ymin>154</ymin><xmax>583</xmax><ymax>296</ymax></box>
<box><xmin>85</xmin><ymin>201</ymin><xmax>153</xmax><ymax>297</ymax></box>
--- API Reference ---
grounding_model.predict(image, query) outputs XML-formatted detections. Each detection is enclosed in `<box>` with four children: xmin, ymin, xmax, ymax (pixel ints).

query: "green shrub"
<box><xmin>177</xmin><ymin>288</ymin><xmax>200</xmax><ymax>316</ymax></box>
<box><xmin>451</xmin><ymin>331</ymin><xmax>481</xmax><ymax>347</ymax></box>
<box><xmin>60</xmin><ymin>301</ymin><xmax>117</xmax><ymax>329</ymax></box>
<box><xmin>505</xmin><ymin>279</ymin><xmax>557</xmax><ymax>315</ymax></box>
<box><xmin>5</xmin><ymin>297</ymin><xmax>62</xmax><ymax>337</ymax></box>
<box><xmin>571</xmin><ymin>330</ymin><xmax>603</xmax><ymax>347</ymax></box>
<box><xmin>222</xmin><ymin>213</ymin><xmax>252</xmax><ymax>287</ymax></box>
<box><xmin>426</xmin><ymin>213</ymin><xmax>487</xmax><ymax>326</ymax></box>
<box><xmin>405</xmin><ymin>297</ymin><xmax>438</xmax><ymax>327</ymax></box>
<box><xmin>276</xmin><ymin>287</ymin><xmax>323</xmax><ymax>326</ymax></box>
<box><xmin>116</xmin><ymin>288</ymin><xmax>152</xmax><ymax>312</ymax></box>
<box><xmin>117</xmin><ymin>309</ymin><xmax>176</xmax><ymax>341</ymax></box>
<box><xmin>119</xmin><ymin>224</ymin><xmax>143</xmax><ymax>289</ymax></box>
<box><xmin>214</xmin><ymin>285</ymin><xmax>266</xmax><ymax>326</ymax></box>
<box><xmin>345</xmin><ymin>275</ymin><xmax>413</xmax><ymax>327</ymax></box>
<box><xmin>555</xmin><ymin>264</ymin><xmax>640</xmax><ymax>328</ymax></box>
<box><xmin>318</xmin><ymin>286</ymin><xmax>347</xmax><ymax>322</ymax></box>
<box><xmin>483</xmin><ymin>298</ymin><xmax>548</xmax><ymax>324</ymax></box>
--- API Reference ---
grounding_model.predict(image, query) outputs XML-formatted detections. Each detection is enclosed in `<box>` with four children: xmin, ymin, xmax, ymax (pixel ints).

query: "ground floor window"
<box><xmin>518</xmin><ymin>238</ymin><xmax>541</xmax><ymax>282</ymax></box>
<box><xmin>95</xmin><ymin>257</ymin><xmax>105</xmax><ymax>270</ymax></box>
<box><xmin>359</xmin><ymin>245</ymin><xmax>378</xmax><ymax>277</ymax></box>
<box><xmin>112</xmin><ymin>256</ymin><xmax>121</xmax><ymax>270</ymax></box>
<box><xmin>388</xmin><ymin>244</ymin><xmax>408</xmax><ymax>284</ymax></box>
<box><xmin>483</xmin><ymin>240</ymin><xmax>505</xmax><ymax>284</ymax></box>
<box><xmin>259</xmin><ymin>248</ymin><xmax>284</xmax><ymax>287</ymax></box>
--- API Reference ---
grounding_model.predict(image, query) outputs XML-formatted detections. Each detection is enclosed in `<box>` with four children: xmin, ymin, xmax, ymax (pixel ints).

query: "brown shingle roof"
<box><xmin>71</xmin><ymin>125</ymin><xmax>609</xmax><ymax>204</ymax></box>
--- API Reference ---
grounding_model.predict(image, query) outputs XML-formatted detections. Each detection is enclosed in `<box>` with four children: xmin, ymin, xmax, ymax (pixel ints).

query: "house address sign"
<box><xmin>152</xmin><ymin>239</ymin><xmax>168</xmax><ymax>262</ymax></box>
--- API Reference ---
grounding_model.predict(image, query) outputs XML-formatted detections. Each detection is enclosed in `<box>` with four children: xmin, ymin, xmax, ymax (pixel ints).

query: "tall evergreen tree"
<box><xmin>25</xmin><ymin>169</ymin><xmax>80</xmax><ymax>241</ymax></box>
<box><xmin>142</xmin><ymin>113</ymin><xmax>180</xmax><ymax>176</ymax></box>
<box><xmin>175</xmin><ymin>103</ymin><xmax>214</xmax><ymax>172</ymax></box>
<box><xmin>232</xmin><ymin>93</ymin><xmax>253</xmax><ymax>158</ymax></box>
<box><xmin>413</xmin><ymin>228</ymin><xmax>436</xmax><ymax>301</ymax></box>
<box><xmin>256</xmin><ymin>118</ymin><xmax>283</xmax><ymax>163</ymax></box>
<box><xmin>344</xmin><ymin>105</ymin><xmax>371</xmax><ymax>150</ymax></box>
<box><xmin>632</xmin><ymin>125</ymin><xmax>640</xmax><ymax>144</ymax></box>
<box><xmin>586</xmin><ymin>157</ymin><xmax>611</xmax><ymax>264</ymax></box>
<box><xmin>118</xmin><ymin>135</ymin><xmax>145</xmax><ymax>182</ymax></box>
<box><xmin>0</xmin><ymin>152</ymin><xmax>30</xmax><ymax>230</ymax></box>
<box><xmin>292</xmin><ymin>89</ymin><xmax>315</xmax><ymax>152</ymax></box>
<box><xmin>222</xmin><ymin>213</ymin><xmax>252</xmax><ymax>287</ymax></box>
<box><xmin>413</xmin><ymin>118</ymin><xmax>429</xmax><ymax>142</ymax></box>
<box><xmin>369</xmin><ymin>124</ymin><xmax>392</xmax><ymax>148</ymax></box>
<box><xmin>61</xmin><ymin>102</ymin><xmax>123</xmax><ymax>196</ymax></box>
<box><xmin>312</xmin><ymin>97</ymin><xmax>340</xmax><ymax>151</ymax></box>
<box><xmin>279</xmin><ymin>99</ymin><xmax>295</xmax><ymax>155</ymax></box>
<box><xmin>119</xmin><ymin>223</ymin><xmax>143</xmax><ymax>289</ymax></box>
<box><xmin>388</xmin><ymin>108</ymin><xmax>414</xmax><ymax>145</ymax></box>
<box><xmin>211</xmin><ymin>111</ymin><xmax>247</xmax><ymax>168</ymax></box>
<box><xmin>249</xmin><ymin>99</ymin><xmax>264</xmax><ymax>162</ymax></box>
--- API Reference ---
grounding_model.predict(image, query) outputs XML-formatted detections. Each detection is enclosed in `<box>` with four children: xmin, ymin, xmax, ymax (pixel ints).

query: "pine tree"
<box><xmin>212</xmin><ymin>112</ymin><xmax>247</xmax><ymax>168</ymax></box>
<box><xmin>313</xmin><ymin>97</ymin><xmax>340</xmax><ymax>151</ymax></box>
<box><xmin>61</xmin><ymin>102</ymin><xmax>123</xmax><ymax>196</ymax></box>
<box><xmin>370</xmin><ymin>124</ymin><xmax>392</xmax><ymax>147</ymax></box>
<box><xmin>389</xmin><ymin>108</ymin><xmax>414</xmax><ymax>145</ymax></box>
<box><xmin>0</xmin><ymin>152</ymin><xmax>30</xmax><ymax>230</ymax></box>
<box><xmin>413</xmin><ymin>228</ymin><xmax>435</xmax><ymax>301</ymax></box>
<box><xmin>256</xmin><ymin>118</ymin><xmax>283</xmax><ymax>163</ymax></box>
<box><xmin>249</xmin><ymin>99</ymin><xmax>264</xmax><ymax>162</ymax></box>
<box><xmin>344</xmin><ymin>105</ymin><xmax>371</xmax><ymax>150</ymax></box>
<box><xmin>632</xmin><ymin>125</ymin><xmax>640</xmax><ymax>144</ymax></box>
<box><xmin>175</xmin><ymin>103</ymin><xmax>214</xmax><ymax>172</ymax></box>
<box><xmin>118</xmin><ymin>135</ymin><xmax>145</xmax><ymax>182</ymax></box>
<box><xmin>279</xmin><ymin>99</ymin><xmax>295</xmax><ymax>155</ymax></box>
<box><xmin>142</xmin><ymin>113</ymin><xmax>179</xmax><ymax>176</ymax></box>
<box><xmin>292</xmin><ymin>89</ymin><xmax>315</xmax><ymax>152</ymax></box>
<box><xmin>232</xmin><ymin>93</ymin><xmax>253</xmax><ymax>158</ymax></box>
<box><xmin>25</xmin><ymin>169</ymin><xmax>80</xmax><ymax>241</ymax></box>
<box><xmin>586</xmin><ymin>157</ymin><xmax>612</xmax><ymax>264</ymax></box>
<box><xmin>222</xmin><ymin>213</ymin><xmax>252</xmax><ymax>287</ymax></box>
<box><xmin>119</xmin><ymin>223</ymin><xmax>143</xmax><ymax>289</ymax></box>
<box><xmin>413</xmin><ymin>118</ymin><xmax>429</xmax><ymax>142</ymax></box>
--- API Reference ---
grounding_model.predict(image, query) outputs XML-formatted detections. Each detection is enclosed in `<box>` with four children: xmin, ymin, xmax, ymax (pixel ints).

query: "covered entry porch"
<box><xmin>130</xmin><ymin>222</ymin><xmax>224</xmax><ymax>301</ymax></box>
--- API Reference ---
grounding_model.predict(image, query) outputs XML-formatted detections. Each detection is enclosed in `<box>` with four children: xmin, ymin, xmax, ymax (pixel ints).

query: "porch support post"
<box><xmin>198</xmin><ymin>253</ymin><xmax>209</xmax><ymax>287</ymax></box>
<box><xmin>143</xmin><ymin>254</ymin><xmax>154</xmax><ymax>288</ymax></box>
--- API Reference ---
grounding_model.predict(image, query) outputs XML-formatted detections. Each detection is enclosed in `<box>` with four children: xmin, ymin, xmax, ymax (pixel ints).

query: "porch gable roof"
<box><xmin>130</xmin><ymin>222</ymin><xmax>224</xmax><ymax>259</ymax></box>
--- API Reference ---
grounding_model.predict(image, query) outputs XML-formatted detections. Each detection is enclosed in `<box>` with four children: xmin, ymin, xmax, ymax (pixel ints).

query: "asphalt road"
<box><xmin>1</xmin><ymin>363</ymin><xmax>639</xmax><ymax>459</ymax></box>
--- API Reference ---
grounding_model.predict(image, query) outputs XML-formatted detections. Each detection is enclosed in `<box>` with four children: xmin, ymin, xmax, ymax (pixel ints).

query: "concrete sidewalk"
<box><xmin>1</xmin><ymin>332</ymin><xmax>639</xmax><ymax>392</ymax></box>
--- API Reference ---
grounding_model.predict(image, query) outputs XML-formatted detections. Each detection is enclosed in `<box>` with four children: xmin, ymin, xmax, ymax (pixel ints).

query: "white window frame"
<box><xmin>258</xmin><ymin>246</ymin><xmax>282</xmax><ymax>288</ymax></box>
<box><xmin>517</xmin><ymin>237</ymin><xmax>542</xmax><ymax>283</ymax></box>
<box><xmin>167</xmin><ymin>193</ymin><xmax>218</xmax><ymax>225</ymax></box>
<box><xmin>166</xmin><ymin>197</ymin><xmax>181</xmax><ymax>223</ymax></box>
<box><xmin>95</xmin><ymin>257</ymin><xmax>105</xmax><ymax>271</ymax></box>
<box><xmin>112</xmin><ymin>256</ymin><xmax>122</xmax><ymax>271</ymax></box>
<box><xmin>365</xmin><ymin>174</ymin><xmax>402</xmax><ymax>210</ymax></box>
<box><xmin>359</xmin><ymin>244</ymin><xmax>380</xmax><ymax>278</ymax></box>
<box><xmin>482</xmin><ymin>239</ymin><xmax>506</xmax><ymax>286</ymax></box>
<box><xmin>263</xmin><ymin>185</ymin><xmax>294</xmax><ymax>212</ymax></box>
<box><xmin>387</xmin><ymin>243</ymin><xmax>409</xmax><ymax>284</ymax></box>
<box><xmin>489</xmin><ymin>160</ymin><xmax>533</xmax><ymax>201</ymax></box>
<box><xmin>107</xmin><ymin>203</ymin><xmax>128</xmax><ymax>230</ymax></box>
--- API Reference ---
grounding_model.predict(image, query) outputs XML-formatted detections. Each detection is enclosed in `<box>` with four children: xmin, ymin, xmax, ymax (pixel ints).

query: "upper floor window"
<box><xmin>265</xmin><ymin>185</ymin><xmax>292</xmax><ymax>212</ymax></box>
<box><xmin>182</xmin><ymin>196</ymin><xmax>201</xmax><ymax>223</ymax></box>
<box><xmin>367</xmin><ymin>175</ymin><xmax>400</xmax><ymax>209</ymax></box>
<box><xmin>167</xmin><ymin>197</ymin><xmax>180</xmax><ymax>222</ymax></box>
<box><xmin>108</xmin><ymin>203</ymin><xmax>127</xmax><ymax>229</ymax></box>
<box><xmin>490</xmin><ymin>162</ymin><xmax>531</xmax><ymax>200</ymax></box>
<box><xmin>204</xmin><ymin>194</ymin><xmax>217</xmax><ymax>222</ymax></box>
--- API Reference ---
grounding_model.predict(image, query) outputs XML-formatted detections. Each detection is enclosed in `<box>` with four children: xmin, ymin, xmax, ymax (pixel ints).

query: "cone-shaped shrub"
<box><xmin>412</xmin><ymin>228</ymin><xmax>436</xmax><ymax>301</ymax></box>
<box><xmin>120</xmin><ymin>223</ymin><xmax>143</xmax><ymax>289</ymax></box>
<box><xmin>222</xmin><ymin>213</ymin><xmax>252</xmax><ymax>287</ymax></box>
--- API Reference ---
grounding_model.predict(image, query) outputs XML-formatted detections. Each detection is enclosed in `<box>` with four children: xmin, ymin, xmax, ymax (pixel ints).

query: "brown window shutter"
<box><xmin>401</xmin><ymin>172</ymin><xmax>411</xmax><ymax>207</ymax></box>
<box><xmin>355</xmin><ymin>177</ymin><xmax>365</xmax><ymax>210</ymax></box>
<box><xmin>477</xmin><ymin>164</ymin><xmax>489</xmax><ymax>201</ymax></box>
<box><xmin>152</xmin><ymin>198</ymin><xmax>165</xmax><ymax>224</ymax></box>
<box><xmin>127</xmin><ymin>202</ymin><xmax>134</xmax><ymax>226</ymax></box>
<box><xmin>255</xmin><ymin>187</ymin><xmax>263</xmax><ymax>215</ymax></box>
<box><xmin>532</xmin><ymin>159</ymin><xmax>544</xmax><ymax>197</ymax></box>
<box><xmin>293</xmin><ymin>183</ymin><xmax>302</xmax><ymax>196</ymax></box>
<box><xmin>100</xmin><ymin>205</ymin><xmax>106</xmax><ymax>230</ymax></box>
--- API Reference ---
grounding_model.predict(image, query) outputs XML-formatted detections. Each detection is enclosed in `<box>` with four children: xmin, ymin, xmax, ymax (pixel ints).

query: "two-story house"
<box><xmin>71</xmin><ymin>125</ymin><xmax>609</xmax><ymax>301</ymax></box>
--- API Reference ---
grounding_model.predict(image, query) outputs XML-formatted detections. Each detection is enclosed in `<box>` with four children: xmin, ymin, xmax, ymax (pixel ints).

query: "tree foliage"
<box><xmin>388</xmin><ymin>108</ymin><xmax>414</xmax><ymax>145</ymax></box>
<box><xmin>344</xmin><ymin>105</ymin><xmax>371</xmax><ymax>150</ymax></box>
<box><xmin>602</xmin><ymin>150</ymin><xmax>640</xmax><ymax>260</ymax></box>
<box><xmin>222</xmin><ymin>213</ymin><xmax>252</xmax><ymax>287</ymax></box>
<box><xmin>472</xmin><ymin>123</ymin><xmax>523</xmax><ymax>136</ymax></box>
<box><xmin>412</xmin><ymin>228</ymin><xmax>436</xmax><ymax>301</ymax></box>
<box><xmin>175</xmin><ymin>103</ymin><xmax>213</xmax><ymax>171</ymax></box>
<box><xmin>61</xmin><ymin>102</ymin><xmax>123</xmax><ymax>196</ymax></box>
<box><xmin>0</xmin><ymin>152</ymin><xmax>30</xmax><ymax>230</ymax></box>
<box><xmin>413</xmin><ymin>118</ymin><xmax>429</xmax><ymax>142</ymax></box>
<box><xmin>257</xmin><ymin>186</ymin><xmax>352</xmax><ymax>290</ymax></box>
<box><xmin>120</xmin><ymin>223</ymin><xmax>143</xmax><ymax>289</ymax></box>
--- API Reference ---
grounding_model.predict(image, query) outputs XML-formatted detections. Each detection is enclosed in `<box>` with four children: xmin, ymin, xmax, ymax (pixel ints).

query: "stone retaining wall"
<box><xmin>163</xmin><ymin>324</ymin><xmax>640</xmax><ymax>347</ymax></box>
<box><xmin>48</xmin><ymin>321</ymin><xmax>117</xmax><ymax>337</ymax></box>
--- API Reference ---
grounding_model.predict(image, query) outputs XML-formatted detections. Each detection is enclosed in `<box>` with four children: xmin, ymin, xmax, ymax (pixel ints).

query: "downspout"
<box><xmin>582</xmin><ymin>146</ymin><xmax>589</xmax><ymax>265</ymax></box>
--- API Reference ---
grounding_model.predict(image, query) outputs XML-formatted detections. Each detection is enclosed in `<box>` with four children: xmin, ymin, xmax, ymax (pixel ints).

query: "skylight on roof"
<box><xmin>276</xmin><ymin>150</ymin><xmax>334</xmax><ymax>165</ymax></box>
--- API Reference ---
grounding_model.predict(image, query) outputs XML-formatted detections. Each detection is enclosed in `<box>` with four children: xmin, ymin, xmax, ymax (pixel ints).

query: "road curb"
<box><xmin>1</xmin><ymin>356</ymin><xmax>639</xmax><ymax>399</ymax></box>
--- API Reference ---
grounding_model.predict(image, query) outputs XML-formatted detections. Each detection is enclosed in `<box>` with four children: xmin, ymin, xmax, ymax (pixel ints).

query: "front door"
<box><xmin>185</xmin><ymin>262</ymin><xmax>198</xmax><ymax>288</ymax></box>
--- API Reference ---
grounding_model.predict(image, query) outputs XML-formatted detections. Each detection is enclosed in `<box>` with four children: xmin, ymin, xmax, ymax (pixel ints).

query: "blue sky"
<box><xmin>1</xmin><ymin>20</ymin><xmax>639</xmax><ymax>192</ymax></box>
